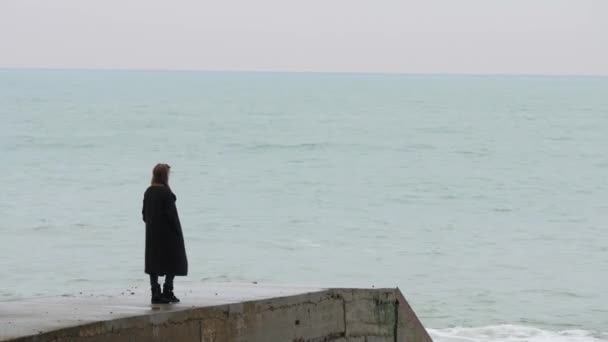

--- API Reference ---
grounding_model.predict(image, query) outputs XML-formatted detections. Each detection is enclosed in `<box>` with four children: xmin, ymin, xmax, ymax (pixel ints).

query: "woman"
<box><xmin>142</xmin><ymin>163</ymin><xmax>188</xmax><ymax>304</ymax></box>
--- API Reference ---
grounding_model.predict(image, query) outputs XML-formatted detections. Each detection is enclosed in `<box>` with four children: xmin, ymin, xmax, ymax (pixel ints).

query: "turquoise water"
<box><xmin>1</xmin><ymin>70</ymin><xmax>607</xmax><ymax>341</ymax></box>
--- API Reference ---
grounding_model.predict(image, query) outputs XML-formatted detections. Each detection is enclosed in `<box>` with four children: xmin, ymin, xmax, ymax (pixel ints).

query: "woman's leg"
<box><xmin>149</xmin><ymin>274</ymin><xmax>159</xmax><ymax>287</ymax></box>
<box><xmin>163</xmin><ymin>275</ymin><xmax>175</xmax><ymax>291</ymax></box>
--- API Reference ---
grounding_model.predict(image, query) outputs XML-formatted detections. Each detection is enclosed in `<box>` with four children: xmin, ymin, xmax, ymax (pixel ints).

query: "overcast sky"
<box><xmin>1</xmin><ymin>0</ymin><xmax>607</xmax><ymax>75</ymax></box>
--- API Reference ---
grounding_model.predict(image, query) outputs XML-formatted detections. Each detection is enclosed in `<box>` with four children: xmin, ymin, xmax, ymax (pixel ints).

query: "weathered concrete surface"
<box><xmin>0</xmin><ymin>283</ymin><xmax>432</xmax><ymax>342</ymax></box>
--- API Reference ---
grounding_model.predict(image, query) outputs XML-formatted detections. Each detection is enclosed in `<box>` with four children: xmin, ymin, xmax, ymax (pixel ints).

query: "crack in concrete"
<box><xmin>394</xmin><ymin>299</ymin><xmax>399</xmax><ymax>342</ymax></box>
<box><xmin>342</xmin><ymin>294</ymin><xmax>348</xmax><ymax>338</ymax></box>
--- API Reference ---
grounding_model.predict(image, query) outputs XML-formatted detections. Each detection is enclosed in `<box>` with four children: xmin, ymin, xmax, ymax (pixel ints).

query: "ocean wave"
<box><xmin>428</xmin><ymin>325</ymin><xmax>608</xmax><ymax>342</ymax></box>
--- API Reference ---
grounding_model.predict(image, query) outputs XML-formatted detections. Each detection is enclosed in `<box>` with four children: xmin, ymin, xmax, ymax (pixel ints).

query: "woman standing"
<box><xmin>142</xmin><ymin>163</ymin><xmax>188</xmax><ymax>304</ymax></box>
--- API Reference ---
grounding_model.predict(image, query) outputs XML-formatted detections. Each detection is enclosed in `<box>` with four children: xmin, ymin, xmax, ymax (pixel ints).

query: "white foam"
<box><xmin>428</xmin><ymin>325</ymin><xmax>608</xmax><ymax>342</ymax></box>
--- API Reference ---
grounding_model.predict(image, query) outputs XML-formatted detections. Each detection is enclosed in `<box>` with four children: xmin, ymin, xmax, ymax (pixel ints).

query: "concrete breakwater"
<box><xmin>1</xmin><ymin>284</ymin><xmax>432</xmax><ymax>342</ymax></box>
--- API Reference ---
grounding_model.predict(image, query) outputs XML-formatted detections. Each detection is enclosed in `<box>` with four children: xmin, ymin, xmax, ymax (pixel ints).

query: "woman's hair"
<box><xmin>151</xmin><ymin>163</ymin><xmax>171</xmax><ymax>186</ymax></box>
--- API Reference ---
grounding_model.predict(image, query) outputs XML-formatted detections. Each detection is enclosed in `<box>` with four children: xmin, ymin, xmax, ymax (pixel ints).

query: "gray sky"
<box><xmin>1</xmin><ymin>0</ymin><xmax>607</xmax><ymax>75</ymax></box>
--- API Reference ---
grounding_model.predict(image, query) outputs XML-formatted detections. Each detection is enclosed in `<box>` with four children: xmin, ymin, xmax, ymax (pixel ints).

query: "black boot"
<box><xmin>151</xmin><ymin>284</ymin><xmax>170</xmax><ymax>304</ymax></box>
<box><xmin>162</xmin><ymin>284</ymin><xmax>180</xmax><ymax>303</ymax></box>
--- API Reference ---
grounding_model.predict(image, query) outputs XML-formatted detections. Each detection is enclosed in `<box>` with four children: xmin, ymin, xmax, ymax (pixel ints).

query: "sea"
<box><xmin>1</xmin><ymin>69</ymin><xmax>607</xmax><ymax>341</ymax></box>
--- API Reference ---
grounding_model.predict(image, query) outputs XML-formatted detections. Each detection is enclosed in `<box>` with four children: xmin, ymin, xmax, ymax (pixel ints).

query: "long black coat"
<box><xmin>142</xmin><ymin>185</ymin><xmax>188</xmax><ymax>276</ymax></box>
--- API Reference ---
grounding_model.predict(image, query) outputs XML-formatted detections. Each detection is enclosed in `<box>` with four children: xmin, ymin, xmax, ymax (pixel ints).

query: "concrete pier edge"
<box><xmin>1</xmin><ymin>285</ymin><xmax>432</xmax><ymax>342</ymax></box>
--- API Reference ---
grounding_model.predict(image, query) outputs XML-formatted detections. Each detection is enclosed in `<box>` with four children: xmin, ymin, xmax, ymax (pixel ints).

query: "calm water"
<box><xmin>1</xmin><ymin>70</ymin><xmax>607</xmax><ymax>341</ymax></box>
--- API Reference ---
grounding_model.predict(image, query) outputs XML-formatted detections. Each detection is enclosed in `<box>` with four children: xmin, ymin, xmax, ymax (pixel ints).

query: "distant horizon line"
<box><xmin>1</xmin><ymin>66</ymin><xmax>607</xmax><ymax>78</ymax></box>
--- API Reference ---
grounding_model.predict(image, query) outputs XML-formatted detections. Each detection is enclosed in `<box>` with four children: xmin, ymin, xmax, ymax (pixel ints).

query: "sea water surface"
<box><xmin>1</xmin><ymin>70</ymin><xmax>607</xmax><ymax>341</ymax></box>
